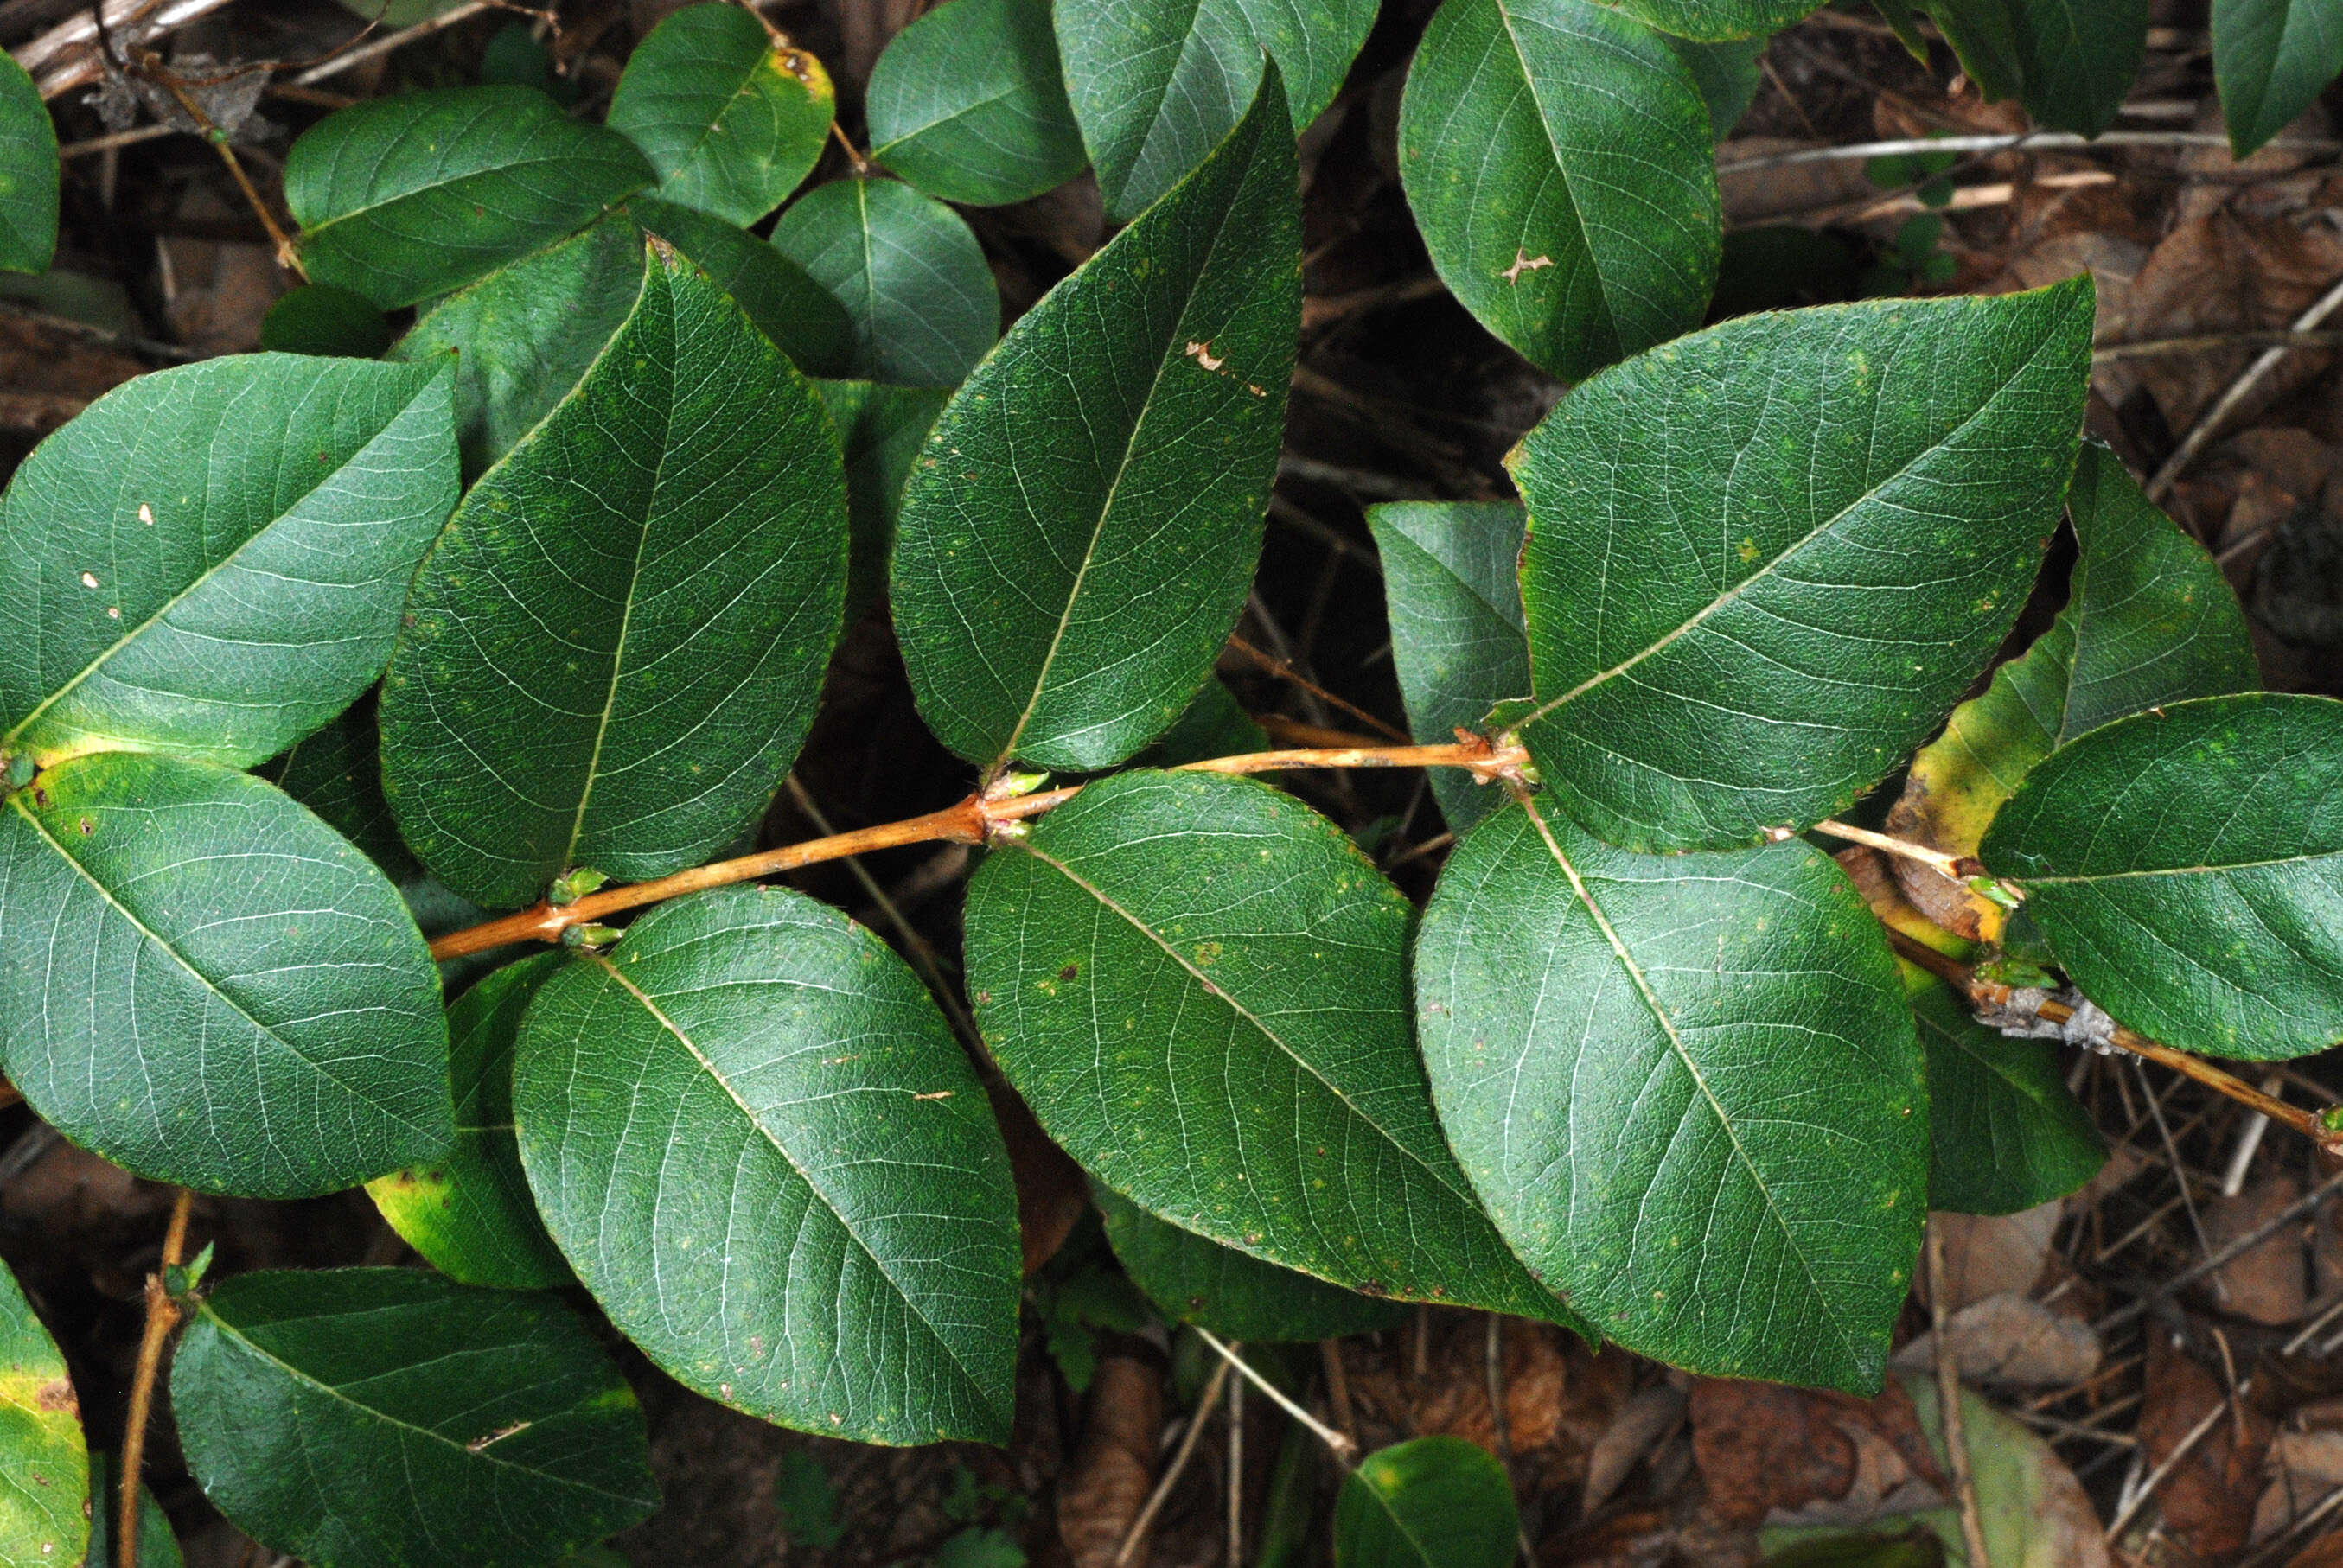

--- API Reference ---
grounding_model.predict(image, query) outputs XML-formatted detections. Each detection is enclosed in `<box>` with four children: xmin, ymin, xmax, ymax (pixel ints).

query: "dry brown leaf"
<box><xmin>1583</xmin><ymin>1383</ymin><xmax>1688</xmax><ymax>1518</ymax></box>
<box><xmin>1689</xmin><ymin>1377</ymin><xmax>1947</xmax><ymax>1527</ymax></box>
<box><xmin>1918</xmin><ymin>1208</ymin><xmax>2064</xmax><ymax>1315</ymax></box>
<box><xmin>2213</xmin><ymin>1176</ymin><xmax>2312</xmax><ymax>1326</ymax></box>
<box><xmin>1056</xmin><ymin>1353</ymin><xmax>1163</xmax><ymax>1568</ymax></box>
<box><xmin>2291</xmin><ymin>1530</ymin><xmax>2343</xmax><ymax>1568</ymax></box>
<box><xmin>2125</xmin><ymin>212</ymin><xmax>2343</xmax><ymax>434</ymax></box>
<box><xmin>1716</xmin><ymin>137</ymin><xmax>1876</xmax><ymax>226</ymax></box>
<box><xmin>985</xmin><ymin>1078</ymin><xmax>1089</xmax><ymax>1276</ymax></box>
<box><xmin>2254</xmin><ymin>1430</ymin><xmax>2343</xmax><ymax>1544</ymax></box>
<box><xmin>2139</xmin><ymin>1331</ymin><xmax>2276</xmax><ymax>1558</ymax></box>
<box><xmin>1890</xmin><ymin>1291</ymin><xmax>2102</xmax><ymax>1387</ymax></box>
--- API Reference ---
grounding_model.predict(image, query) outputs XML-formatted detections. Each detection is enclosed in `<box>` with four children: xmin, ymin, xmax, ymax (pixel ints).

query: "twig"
<box><xmin>57</xmin><ymin>121</ymin><xmax>172</xmax><ymax>156</ymax></box>
<box><xmin>2148</xmin><ymin>267</ymin><xmax>2343</xmax><ymax>500</ymax></box>
<box><xmin>1715</xmin><ymin>130</ymin><xmax>2343</xmax><ymax>175</ymax></box>
<box><xmin>292</xmin><ymin>0</ymin><xmax>492</xmax><ymax>85</ymax></box>
<box><xmin>1319</xmin><ymin>1340</ymin><xmax>1358</xmax><ymax>1451</ymax></box>
<box><xmin>2096</xmin><ymin>330</ymin><xmax>2343</xmax><ymax>361</ymax></box>
<box><xmin>153</xmin><ymin>75</ymin><xmax>306</xmax><ymax>277</ymax></box>
<box><xmin>2133</xmin><ymin>1057</ymin><xmax>2224</xmax><ymax>1300</ymax></box>
<box><xmin>426</xmin><ymin>740</ymin><xmax>1530</xmax><ymax>959</ymax></box>
<box><xmin>1226</xmin><ymin>1355</ymin><xmax>1244</xmax><ymax>1568</ymax></box>
<box><xmin>1804</xmin><ymin>819</ymin><xmax>1976</xmax><ymax>882</ymax></box>
<box><xmin>1929</xmin><ymin>1227</ymin><xmax>1994</xmax><ymax>1568</ymax></box>
<box><xmin>1116</xmin><ymin>1361</ymin><xmax>1229</xmax><ymax>1566</ymax></box>
<box><xmin>120</xmin><ymin>1186</ymin><xmax>193</xmax><ymax>1568</ymax></box>
<box><xmin>15</xmin><ymin>0</ymin><xmax>226</xmax><ymax>97</ymax></box>
<box><xmin>2106</xmin><ymin>1395</ymin><xmax>2227</xmax><ymax>1541</ymax></box>
<box><xmin>1193</xmin><ymin>1327</ymin><xmax>1357</xmax><ymax>1464</ymax></box>
<box><xmin>2095</xmin><ymin>1168</ymin><xmax>2343</xmax><ymax>1334</ymax></box>
<box><xmin>1227</xmin><ymin>633</ymin><xmax>1409</xmax><ymax>743</ymax></box>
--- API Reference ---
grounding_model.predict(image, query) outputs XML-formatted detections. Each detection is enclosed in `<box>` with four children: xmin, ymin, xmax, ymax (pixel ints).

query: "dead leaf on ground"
<box><xmin>2124</xmin><ymin>212</ymin><xmax>2343</xmax><ymax>434</ymax></box>
<box><xmin>1894</xmin><ymin>1372</ymin><xmax>2113</xmax><ymax>1568</ymax></box>
<box><xmin>2254</xmin><ymin>1430</ymin><xmax>2343</xmax><ymax>1545</ymax></box>
<box><xmin>1890</xmin><ymin>1291</ymin><xmax>2101</xmax><ymax>1387</ymax></box>
<box><xmin>1583</xmin><ymin>1383</ymin><xmax>1688</xmax><ymax>1518</ymax></box>
<box><xmin>2291</xmin><ymin>1531</ymin><xmax>2343</xmax><ymax>1567</ymax></box>
<box><xmin>1056</xmin><ymin>1353</ymin><xmax>1162</xmax><ymax>1568</ymax></box>
<box><xmin>2135</xmin><ymin>1331</ymin><xmax>2276</xmax><ymax>1559</ymax></box>
<box><xmin>2212</xmin><ymin>1175</ymin><xmax>2311</xmax><ymax>1326</ymax></box>
<box><xmin>1689</xmin><ymin>1377</ymin><xmax>1946</xmax><ymax>1527</ymax></box>
<box><xmin>1918</xmin><ymin>1208</ymin><xmax>2064</xmax><ymax>1315</ymax></box>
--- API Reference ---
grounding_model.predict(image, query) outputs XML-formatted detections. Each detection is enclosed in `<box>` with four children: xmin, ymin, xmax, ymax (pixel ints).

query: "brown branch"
<box><xmin>120</xmin><ymin>1185</ymin><xmax>193</xmax><ymax>1568</ymax></box>
<box><xmin>427</xmin><ymin>741</ymin><xmax>1528</xmax><ymax>960</ymax></box>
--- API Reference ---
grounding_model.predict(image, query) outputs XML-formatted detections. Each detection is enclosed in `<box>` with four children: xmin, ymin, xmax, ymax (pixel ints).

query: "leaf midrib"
<box><xmin>304</xmin><ymin>125</ymin><xmax>645</xmax><ymax>241</ymax></box>
<box><xmin>2019</xmin><ymin>845</ymin><xmax>2343</xmax><ymax>883</ymax></box>
<box><xmin>1512</xmin><ymin>797</ymin><xmax>1863</xmax><ymax>1374</ymax></box>
<box><xmin>1491</xmin><ymin>0</ymin><xmax>1624</xmax><ymax>346</ymax></box>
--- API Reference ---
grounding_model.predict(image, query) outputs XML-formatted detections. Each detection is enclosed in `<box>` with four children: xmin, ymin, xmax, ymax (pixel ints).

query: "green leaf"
<box><xmin>623</xmin><ymin>198</ymin><xmax>852</xmax><ymax>376</ymax></box>
<box><xmin>368</xmin><ymin>954</ymin><xmax>571</xmax><ymax>1288</ymax></box>
<box><xmin>1096</xmin><ymin>1183</ymin><xmax>1410</xmax><ymax>1341</ymax></box>
<box><xmin>1980</xmin><ymin>692</ymin><xmax>2343</xmax><ymax>1060</ymax></box>
<box><xmin>1505</xmin><ymin>279</ymin><xmax>2095</xmax><ymax>853</ymax></box>
<box><xmin>1</xmin><ymin>1257</ymin><xmax>86</xmax><ymax>1568</ymax></box>
<box><xmin>1397</xmin><ymin>0</ymin><xmax>1721</xmax><ymax>382</ymax></box>
<box><xmin>1663</xmin><ymin>32</ymin><xmax>1766</xmax><ymax>140</ymax></box>
<box><xmin>1365</xmin><ymin>502</ymin><xmax>1529</xmax><ymax>833</ymax></box>
<box><xmin>0</xmin><ymin>752</ymin><xmax>451</xmax><ymax>1196</ymax></box>
<box><xmin>81</xmin><ymin>1451</ymin><xmax>182</xmax><ymax>1568</ymax></box>
<box><xmin>963</xmin><ymin>770</ymin><xmax>1574</xmax><ymax>1323</ymax></box>
<box><xmin>868</xmin><ymin>0</ymin><xmax>1088</xmax><ymax>207</ymax></box>
<box><xmin>287</xmin><ymin>86</ymin><xmax>654</xmax><ymax>308</ymax></box>
<box><xmin>1136</xmin><ymin>677</ymin><xmax>1267</xmax><ymax>768</ymax></box>
<box><xmin>0</xmin><ymin>56</ymin><xmax>59</xmax><ymax>277</ymax></box>
<box><xmin>2008</xmin><ymin>0</ymin><xmax>2148</xmax><ymax>137</ymax></box>
<box><xmin>774</xmin><ymin>1451</ymin><xmax>846</xmax><ymax>1549</ymax></box>
<box><xmin>1890</xmin><ymin>443</ymin><xmax>2257</xmax><ymax>863</ymax></box>
<box><xmin>1414</xmin><ymin>792</ymin><xmax>1925</xmax><ymax>1391</ymax></box>
<box><xmin>934</xmin><ymin>1530</ymin><xmax>1026</xmax><ymax>1568</ymax></box>
<box><xmin>171</xmin><ymin>1269</ymin><xmax>656</xmax><ymax>1568</ymax></box>
<box><xmin>259</xmin><ymin>284</ymin><xmax>393</xmax><ymax>358</ymax></box>
<box><xmin>1592</xmin><ymin>0</ymin><xmax>1820</xmax><ymax>41</ymax></box>
<box><xmin>818</xmin><ymin>380</ymin><xmax>951</xmax><ymax>623</ymax></box>
<box><xmin>1332</xmin><ymin>1437</ymin><xmax>1518</xmax><ymax>1568</ymax></box>
<box><xmin>2216</xmin><ymin>0</ymin><xmax>2343</xmax><ymax>157</ymax></box>
<box><xmin>1923</xmin><ymin>0</ymin><xmax>2027</xmax><ymax>102</ymax></box>
<box><xmin>380</xmin><ymin>239</ymin><xmax>847</xmax><ymax>910</ymax></box>
<box><xmin>1912</xmin><ymin>978</ymin><xmax>2104</xmax><ymax>1215</ymax></box>
<box><xmin>608</xmin><ymin>3</ymin><xmax>833</xmax><ymax>226</ymax></box>
<box><xmin>260</xmin><ymin>692</ymin><xmax>418</xmax><ymax>883</ymax></box>
<box><xmin>512</xmin><ymin>885</ymin><xmax>1022</xmax><ymax>1444</ymax></box>
<box><xmin>769</xmin><ymin>178</ymin><xmax>999</xmax><ymax>388</ymax></box>
<box><xmin>1055</xmin><ymin>0</ymin><xmax>1374</xmax><ymax>220</ymax></box>
<box><xmin>0</xmin><ymin>354</ymin><xmax>458</xmax><ymax>769</ymax></box>
<box><xmin>892</xmin><ymin>76</ymin><xmax>1299</xmax><ymax>771</ymax></box>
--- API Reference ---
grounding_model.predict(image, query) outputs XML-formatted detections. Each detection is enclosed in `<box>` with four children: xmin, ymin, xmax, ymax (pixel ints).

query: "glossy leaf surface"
<box><xmin>0</xmin><ymin>354</ymin><xmax>457</xmax><ymax>769</ymax></box>
<box><xmin>818</xmin><ymin>380</ymin><xmax>950</xmax><ymax>621</ymax></box>
<box><xmin>1399</xmin><ymin>0</ymin><xmax>1721</xmax><ymax>381</ymax></box>
<box><xmin>1981</xmin><ymin>693</ymin><xmax>2343</xmax><ymax>1060</ymax></box>
<box><xmin>1</xmin><ymin>754</ymin><xmax>448</xmax><ymax>1197</ymax></box>
<box><xmin>892</xmin><ymin>78</ymin><xmax>1299</xmax><ymax>771</ymax></box>
<box><xmin>1055</xmin><ymin>0</ymin><xmax>1373</xmax><ymax>220</ymax></box>
<box><xmin>369</xmin><ymin>954</ymin><xmax>571</xmax><ymax>1289</ymax></box>
<box><xmin>1597</xmin><ymin>0</ymin><xmax>1819</xmax><ymax>39</ymax></box>
<box><xmin>1367</xmin><ymin>501</ymin><xmax>1529</xmax><ymax>832</ymax></box>
<box><xmin>380</xmin><ymin>240</ymin><xmax>847</xmax><ymax>910</ymax></box>
<box><xmin>1415</xmin><ymin>792</ymin><xmax>1925</xmax><ymax>1390</ymax></box>
<box><xmin>1890</xmin><ymin>443</ymin><xmax>2256</xmax><ymax>866</ymax></box>
<box><xmin>769</xmin><ymin>178</ymin><xmax>998</xmax><ymax>388</ymax></box>
<box><xmin>2010</xmin><ymin>0</ymin><xmax>2148</xmax><ymax>137</ymax></box>
<box><xmin>1096</xmin><ymin>1184</ymin><xmax>1409</xmax><ymax>1342</ymax></box>
<box><xmin>868</xmin><ymin>0</ymin><xmax>1087</xmax><ymax>206</ymax></box>
<box><xmin>1332</xmin><ymin>1437</ymin><xmax>1519</xmax><ymax>1568</ymax></box>
<box><xmin>2216</xmin><ymin>0</ymin><xmax>2343</xmax><ymax>156</ymax></box>
<box><xmin>0</xmin><ymin>55</ymin><xmax>57</xmax><ymax>277</ymax></box>
<box><xmin>608</xmin><ymin>3</ymin><xmax>832</xmax><ymax>226</ymax></box>
<box><xmin>1912</xmin><ymin>978</ymin><xmax>2104</xmax><ymax>1215</ymax></box>
<box><xmin>172</xmin><ymin>1269</ymin><xmax>656</xmax><ymax>1568</ymax></box>
<box><xmin>1507</xmin><ymin>279</ymin><xmax>2094</xmax><ymax>852</ymax></box>
<box><xmin>513</xmin><ymin>886</ymin><xmax>1022</xmax><ymax>1444</ymax></box>
<box><xmin>0</xmin><ymin>1258</ymin><xmax>84</xmax><ymax>1568</ymax></box>
<box><xmin>286</xmin><ymin>87</ymin><xmax>654</xmax><ymax>308</ymax></box>
<box><xmin>965</xmin><ymin>771</ymin><xmax>1572</xmax><ymax>1322</ymax></box>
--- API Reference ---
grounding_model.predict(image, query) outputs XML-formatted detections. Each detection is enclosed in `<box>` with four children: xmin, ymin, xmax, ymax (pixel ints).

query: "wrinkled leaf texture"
<box><xmin>1595</xmin><ymin>0</ymin><xmax>1822</xmax><ymax>41</ymax></box>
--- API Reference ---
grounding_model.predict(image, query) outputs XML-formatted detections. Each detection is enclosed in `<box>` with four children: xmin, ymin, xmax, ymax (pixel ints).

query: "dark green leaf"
<box><xmin>624</xmin><ymin>197</ymin><xmax>852</xmax><ymax>376</ymax></box>
<box><xmin>608</xmin><ymin>3</ymin><xmax>832</xmax><ymax>226</ymax></box>
<box><xmin>260</xmin><ymin>692</ymin><xmax>418</xmax><ymax>883</ymax></box>
<box><xmin>774</xmin><ymin>1451</ymin><xmax>846</xmax><ymax>1549</ymax></box>
<box><xmin>1135</xmin><ymin>678</ymin><xmax>1267</xmax><ymax>768</ymax></box>
<box><xmin>479</xmin><ymin>22</ymin><xmax>555</xmax><ymax>94</ymax></box>
<box><xmin>0</xmin><ymin>57</ymin><xmax>59</xmax><ymax>277</ymax></box>
<box><xmin>1980</xmin><ymin>692</ymin><xmax>2343</xmax><ymax>1060</ymax></box>
<box><xmin>287</xmin><ymin>86</ymin><xmax>653</xmax><ymax>308</ymax></box>
<box><xmin>1663</xmin><ymin>32</ymin><xmax>1766</xmax><ymax>139</ymax></box>
<box><xmin>1398</xmin><ymin>0</ymin><xmax>1721</xmax><ymax>382</ymax></box>
<box><xmin>79</xmin><ymin>1453</ymin><xmax>181</xmax><ymax>1568</ymax></box>
<box><xmin>1332</xmin><ymin>1437</ymin><xmax>1518</xmax><ymax>1568</ymax></box>
<box><xmin>259</xmin><ymin>284</ymin><xmax>393</xmax><ymax>357</ymax></box>
<box><xmin>868</xmin><ymin>0</ymin><xmax>1087</xmax><ymax>207</ymax></box>
<box><xmin>1</xmin><ymin>1257</ymin><xmax>85</xmax><ymax>1568</ymax></box>
<box><xmin>1922</xmin><ymin>0</ymin><xmax>2026</xmax><ymax>102</ymax></box>
<box><xmin>367</xmin><ymin>954</ymin><xmax>571</xmax><ymax>1288</ymax></box>
<box><xmin>892</xmin><ymin>77</ymin><xmax>1299</xmax><ymax>771</ymax></box>
<box><xmin>1890</xmin><ymin>442</ymin><xmax>2257</xmax><ymax>863</ymax></box>
<box><xmin>964</xmin><ymin>770</ymin><xmax>1574</xmax><ymax>1323</ymax></box>
<box><xmin>1096</xmin><ymin>1183</ymin><xmax>1410</xmax><ymax>1341</ymax></box>
<box><xmin>933</xmin><ymin>1530</ymin><xmax>1026</xmax><ymax>1568</ymax></box>
<box><xmin>0</xmin><ymin>753</ymin><xmax>451</xmax><ymax>1196</ymax></box>
<box><xmin>380</xmin><ymin>239</ymin><xmax>847</xmax><ymax>910</ymax></box>
<box><xmin>818</xmin><ymin>380</ymin><xmax>950</xmax><ymax>622</ymax></box>
<box><xmin>1365</xmin><ymin>501</ymin><xmax>1528</xmax><ymax>833</ymax></box>
<box><xmin>2009</xmin><ymin>0</ymin><xmax>2148</xmax><ymax>137</ymax></box>
<box><xmin>1506</xmin><ymin>278</ymin><xmax>2094</xmax><ymax>852</ymax></box>
<box><xmin>1055</xmin><ymin>0</ymin><xmax>1373</xmax><ymax>220</ymax></box>
<box><xmin>1588</xmin><ymin>0</ymin><xmax>1819</xmax><ymax>40</ymax></box>
<box><xmin>1912</xmin><ymin>977</ymin><xmax>2104</xmax><ymax>1215</ymax></box>
<box><xmin>171</xmin><ymin>1269</ymin><xmax>656</xmax><ymax>1568</ymax></box>
<box><xmin>769</xmin><ymin>177</ymin><xmax>998</xmax><ymax>388</ymax></box>
<box><xmin>0</xmin><ymin>354</ymin><xmax>458</xmax><ymax>769</ymax></box>
<box><xmin>513</xmin><ymin>885</ymin><xmax>1023</xmax><ymax>1444</ymax></box>
<box><xmin>1415</xmin><ymin>792</ymin><xmax>1925</xmax><ymax>1390</ymax></box>
<box><xmin>2216</xmin><ymin>0</ymin><xmax>2343</xmax><ymax>157</ymax></box>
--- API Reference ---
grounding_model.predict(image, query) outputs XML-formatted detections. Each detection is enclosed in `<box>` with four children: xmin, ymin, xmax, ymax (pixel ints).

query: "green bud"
<box><xmin>3</xmin><ymin>753</ymin><xmax>33</xmax><ymax>792</ymax></box>
<box><xmin>563</xmin><ymin>922</ymin><xmax>622</xmax><ymax>948</ymax></box>
<box><xmin>166</xmin><ymin>1240</ymin><xmax>216</xmax><ymax>1300</ymax></box>
<box><xmin>549</xmin><ymin>866</ymin><xmax>611</xmax><ymax>906</ymax></box>
<box><xmin>990</xmin><ymin>770</ymin><xmax>1050</xmax><ymax>800</ymax></box>
<box><xmin>1965</xmin><ymin>875</ymin><xmax>2023</xmax><ymax>912</ymax></box>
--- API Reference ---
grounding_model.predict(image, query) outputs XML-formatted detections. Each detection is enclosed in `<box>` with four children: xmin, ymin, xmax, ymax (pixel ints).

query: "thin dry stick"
<box><xmin>1226</xmin><ymin>1357</ymin><xmax>1244</xmax><ymax>1568</ymax></box>
<box><xmin>1193</xmin><ymin>1327</ymin><xmax>1357</xmax><ymax>1464</ymax></box>
<box><xmin>2097</xmin><ymin>330</ymin><xmax>2343</xmax><ymax>361</ymax></box>
<box><xmin>293</xmin><ymin>0</ymin><xmax>492</xmax><ymax>84</ymax></box>
<box><xmin>2132</xmin><ymin>1056</ymin><xmax>2225</xmax><ymax>1301</ymax></box>
<box><xmin>119</xmin><ymin>1186</ymin><xmax>193</xmax><ymax>1568</ymax></box>
<box><xmin>1928</xmin><ymin>1227</ymin><xmax>1994</xmax><ymax>1568</ymax></box>
<box><xmin>1115</xmin><ymin>1361</ymin><xmax>1229</xmax><ymax>1566</ymax></box>
<box><xmin>2148</xmin><ymin>266</ymin><xmax>2343</xmax><ymax>500</ymax></box>
<box><xmin>782</xmin><ymin>776</ymin><xmax>972</xmax><ymax>1030</ymax></box>
<box><xmin>2096</xmin><ymin>1167</ymin><xmax>2343</xmax><ymax>1334</ymax></box>
<box><xmin>1715</xmin><ymin>130</ymin><xmax>2343</xmax><ymax>174</ymax></box>
<box><xmin>2106</xmin><ymin>1395</ymin><xmax>2228</xmax><ymax>1541</ymax></box>
<box><xmin>1226</xmin><ymin>634</ymin><xmax>1410</xmax><ymax>743</ymax></box>
<box><xmin>1803</xmin><ymin>819</ymin><xmax>1976</xmax><ymax>881</ymax></box>
<box><xmin>154</xmin><ymin>77</ymin><xmax>306</xmax><ymax>277</ymax></box>
<box><xmin>1319</xmin><ymin>1340</ymin><xmax>1359</xmax><ymax>1451</ymax></box>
